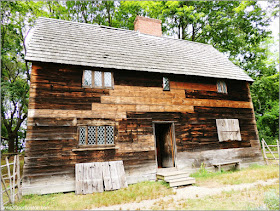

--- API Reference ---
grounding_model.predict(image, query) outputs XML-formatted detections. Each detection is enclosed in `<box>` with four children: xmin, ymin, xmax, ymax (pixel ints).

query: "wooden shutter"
<box><xmin>216</xmin><ymin>119</ymin><xmax>241</xmax><ymax>142</ymax></box>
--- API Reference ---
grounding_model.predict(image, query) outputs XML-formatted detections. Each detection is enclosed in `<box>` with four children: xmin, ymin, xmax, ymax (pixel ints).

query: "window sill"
<box><xmin>72</xmin><ymin>145</ymin><xmax>118</xmax><ymax>151</ymax></box>
<box><xmin>82</xmin><ymin>86</ymin><xmax>114</xmax><ymax>90</ymax></box>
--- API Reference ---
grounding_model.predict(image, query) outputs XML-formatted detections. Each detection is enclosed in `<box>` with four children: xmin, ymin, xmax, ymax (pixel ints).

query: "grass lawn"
<box><xmin>151</xmin><ymin>183</ymin><xmax>279</xmax><ymax>210</ymax></box>
<box><xmin>2</xmin><ymin>158</ymin><xmax>279</xmax><ymax>210</ymax></box>
<box><xmin>4</xmin><ymin>181</ymin><xmax>175</xmax><ymax>210</ymax></box>
<box><xmin>190</xmin><ymin>164</ymin><xmax>279</xmax><ymax>187</ymax></box>
<box><xmin>266</xmin><ymin>152</ymin><xmax>279</xmax><ymax>159</ymax></box>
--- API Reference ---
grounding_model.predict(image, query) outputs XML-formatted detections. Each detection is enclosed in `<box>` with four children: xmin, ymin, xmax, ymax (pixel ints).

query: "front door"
<box><xmin>154</xmin><ymin>123</ymin><xmax>175</xmax><ymax>168</ymax></box>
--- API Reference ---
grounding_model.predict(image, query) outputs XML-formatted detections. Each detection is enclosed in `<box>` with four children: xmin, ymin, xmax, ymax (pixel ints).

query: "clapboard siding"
<box><xmin>29</xmin><ymin>62</ymin><xmax>110</xmax><ymax>110</ymax></box>
<box><xmin>23</xmin><ymin>61</ymin><xmax>261</xmax><ymax>194</ymax></box>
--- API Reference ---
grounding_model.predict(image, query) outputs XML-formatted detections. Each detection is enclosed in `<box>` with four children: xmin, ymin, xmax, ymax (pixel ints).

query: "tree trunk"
<box><xmin>8</xmin><ymin>136</ymin><xmax>15</xmax><ymax>153</ymax></box>
<box><xmin>15</xmin><ymin>135</ymin><xmax>19</xmax><ymax>152</ymax></box>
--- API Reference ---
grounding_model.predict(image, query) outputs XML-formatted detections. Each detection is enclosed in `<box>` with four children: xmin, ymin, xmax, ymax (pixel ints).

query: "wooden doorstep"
<box><xmin>169</xmin><ymin>178</ymin><xmax>196</xmax><ymax>187</ymax></box>
<box><xmin>165</xmin><ymin>177</ymin><xmax>195</xmax><ymax>183</ymax></box>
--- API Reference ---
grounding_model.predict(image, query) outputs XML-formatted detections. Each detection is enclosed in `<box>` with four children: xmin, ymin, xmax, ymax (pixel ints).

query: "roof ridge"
<box><xmin>36</xmin><ymin>17</ymin><xmax>212</xmax><ymax>47</ymax></box>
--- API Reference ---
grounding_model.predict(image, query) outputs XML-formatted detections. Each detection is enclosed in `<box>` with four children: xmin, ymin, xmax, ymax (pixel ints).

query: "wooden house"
<box><xmin>23</xmin><ymin>16</ymin><xmax>263</xmax><ymax>194</ymax></box>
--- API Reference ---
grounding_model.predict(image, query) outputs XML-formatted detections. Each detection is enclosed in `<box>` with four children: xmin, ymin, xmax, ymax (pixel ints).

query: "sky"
<box><xmin>258</xmin><ymin>1</ymin><xmax>279</xmax><ymax>55</ymax></box>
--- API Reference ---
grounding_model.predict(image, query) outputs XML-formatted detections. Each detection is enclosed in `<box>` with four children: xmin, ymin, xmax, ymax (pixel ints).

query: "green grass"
<box><xmin>151</xmin><ymin>183</ymin><xmax>279</xmax><ymax>210</ymax></box>
<box><xmin>5</xmin><ymin>181</ymin><xmax>175</xmax><ymax>210</ymax></box>
<box><xmin>190</xmin><ymin>164</ymin><xmax>279</xmax><ymax>187</ymax></box>
<box><xmin>266</xmin><ymin>153</ymin><xmax>279</xmax><ymax>159</ymax></box>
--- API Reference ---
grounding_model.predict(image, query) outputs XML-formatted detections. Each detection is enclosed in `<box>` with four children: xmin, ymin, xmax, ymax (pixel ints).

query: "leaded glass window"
<box><xmin>104</xmin><ymin>72</ymin><xmax>112</xmax><ymax>87</ymax></box>
<box><xmin>97</xmin><ymin>126</ymin><xmax>105</xmax><ymax>145</ymax></box>
<box><xmin>82</xmin><ymin>70</ymin><xmax>113</xmax><ymax>88</ymax></box>
<box><xmin>94</xmin><ymin>71</ymin><xmax>102</xmax><ymax>87</ymax></box>
<box><xmin>79</xmin><ymin>127</ymin><xmax>86</xmax><ymax>145</ymax></box>
<box><xmin>217</xmin><ymin>80</ymin><xmax>227</xmax><ymax>93</ymax></box>
<box><xmin>83</xmin><ymin>70</ymin><xmax>92</xmax><ymax>87</ymax></box>
<box><xmin>163</xmin><ymin>77</ymin><xmax>170</xmax><ymax>91</ymax></box>
<box><xmin>88</xmin><ymin>126</ymin><xmax>96</xmax><ymax>145</ymax></box>
<box><xmin>78</xmin><ymin>126</ymin><xmax>114</xmax><ymax>145</ymax></box>
<box><xmin>106</xmin><ymin>126</ymin><xmax>114</xmax><ymax>144</ymax></box>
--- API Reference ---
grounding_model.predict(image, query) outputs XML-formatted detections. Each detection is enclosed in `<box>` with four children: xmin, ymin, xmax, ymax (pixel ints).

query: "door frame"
<box><xmin>152</xmin><ymin>121</ymin><xmax>177</xmax><ymax>169</ymax></box>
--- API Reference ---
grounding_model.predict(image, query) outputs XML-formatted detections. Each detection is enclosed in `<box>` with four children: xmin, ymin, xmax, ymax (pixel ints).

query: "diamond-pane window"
<box><xmin>97</xmin><ymin>126</ymin><xmax>105</xmax><ymax>145</ymax></box>
<box><xmin>217</xmin><ymin>80</ymin><xmax>227</xmax><ymax>93</ymax></box>
<box><xmin>88</xmin><ymin>126</ymin><xmax>96</xmax><ymax>145</ymax></box>
<box><xmin>104</xmin><ymin>72</ymin><xmax>112</xmax><ymax>87</ymax></box>
<box><xmin>78</xmin><ymin>126</ymin><xmax>114</xmax><ymax>146</ymax></box>
<box><xmin>83</xmin><ymin>70</ymin><xmax>92</xmax><ymax>87</ymax></box>
<box><xmin>94</xmin><ymin>71</ymin><xmax>102</xmax><ymax>87</ymax></box>
<box><xmin>106</xmin><ymin>126</ymin><xmax>114</xmax><ymax>144</ymax></box>
<box><xmin>163</xmin><ymin>77</ymin><xmax>170</xmax><ymax>91</ymax></box>
<box><xmin>79</xmin><ymin>127</ymin><xmax>86</xmax><ymax>145</ymax></box>
<box><xmin>82</xmin><ymin>70</ymin><xmax>114</xmax><ymax>88</ymax></box>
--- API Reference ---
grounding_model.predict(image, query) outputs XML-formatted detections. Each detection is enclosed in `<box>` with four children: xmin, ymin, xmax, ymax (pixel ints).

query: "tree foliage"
<box><xmin>1</xmin><ymin>1</ymin><xmax>278</xmax><ymax>152</ymax></box>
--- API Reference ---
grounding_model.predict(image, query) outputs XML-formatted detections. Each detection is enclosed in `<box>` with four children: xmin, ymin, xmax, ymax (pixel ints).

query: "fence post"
<box><xmin>5</xmin><ymin>157</ymin><xmax>13</xmax><ymax>199</ymax></box>
<box><xmin>261</xmin><ymin>139</ymin><xmax>268</xmax><ymax>165</ymax></box>
<box><xmin>17</xmin><ymin>155</ymin><xmax>21</xmax><ymax>200</ymax></box>
<box><xmin>0</xmin><ymin>168</ymin><xmax>4</xmax><ymax>211</ymax></box>
<box><xmin>277</xmin><ymin>140</ymin><xmax>280</xmax><ymax>165</ymax></box>
<box><xmin>12</xmin><ymin>156</ymin><xmax>16</xmax><ymax>204</ymax></box>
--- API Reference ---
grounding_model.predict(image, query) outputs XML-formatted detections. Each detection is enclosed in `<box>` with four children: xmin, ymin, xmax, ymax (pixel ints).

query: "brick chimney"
<box><xmin>134</xmin><ymin>16</ymin><xmax>162</xmax><ymax>37</ymax></box>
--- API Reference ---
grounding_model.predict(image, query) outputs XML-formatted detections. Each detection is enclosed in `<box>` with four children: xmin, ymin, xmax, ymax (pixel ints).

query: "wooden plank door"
<box><xmin>155</xmin><ymin>123</ymin><xmax>175</xmax><ymax>168</ymax></box>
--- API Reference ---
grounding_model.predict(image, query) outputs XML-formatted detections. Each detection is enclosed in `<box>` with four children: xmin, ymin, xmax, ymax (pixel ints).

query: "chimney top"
<box><xmin>134</xmin><ymin>16</ymin><xmax>162</xmax><ymax>37</ymax></box>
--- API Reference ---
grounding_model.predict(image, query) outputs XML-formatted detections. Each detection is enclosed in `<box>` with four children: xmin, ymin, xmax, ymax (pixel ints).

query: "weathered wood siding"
<box><xmin>23</xmin><ymin>62</ymin><xmax>262</xmax><ymax>194</ymax></box>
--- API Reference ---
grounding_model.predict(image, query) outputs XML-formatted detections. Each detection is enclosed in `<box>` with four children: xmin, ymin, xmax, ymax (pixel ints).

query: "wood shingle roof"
<box><xmin>25</xmin><ymin>17</ymin><xmax>253</xmax><ymax>82</ymax></box>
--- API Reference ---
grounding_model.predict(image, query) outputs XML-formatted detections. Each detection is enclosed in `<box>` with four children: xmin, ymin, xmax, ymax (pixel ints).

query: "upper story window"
<box><xmin>79</xmin><ymin>126</ymin><xmax>114</xmax><ymax>145</ymax></box>
<box><xmin>163</xmin><ymin>77</ymin><xmax>170</xmax><ymax>91</ymax></box>
<box><xmin>83</xmin><ymin>70</ymin><xmax>113</xmax><ymax>88</ymax></box>
<box><xmin>217</xmin><ymin>80</ymin><xmax>227</xmax><ymax>93</ymax></box>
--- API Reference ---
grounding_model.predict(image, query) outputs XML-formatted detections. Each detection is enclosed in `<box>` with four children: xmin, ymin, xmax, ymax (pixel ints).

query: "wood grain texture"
<box><xmin>23</xmin><ymin>62</ymin><xmax>261</xmax><ymax>195</ymax></box>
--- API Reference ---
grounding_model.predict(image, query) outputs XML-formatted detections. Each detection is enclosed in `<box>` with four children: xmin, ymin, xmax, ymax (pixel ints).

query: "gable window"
<box><xmin>217</xmin><ymin>80</ymin><xmax>227</xmax><ymax>93</ymax></box>
<box><xmin>216</xmin><ymin>119</ymin><xmax>241</xmax><ymax>142</ymax></box>
<box><xmin>163</xmin><ymin>77</ymin><xmax>170</xmax><ymax>91</ymax></box>
<box><xmin>79</xmin><ymin>126</ymin><xmax>114</xmax><ymax>145</ymax></box>
<box><xmin>83</xmin><ymin>70</ymin><xmax>113</xmax><ymax>88</ymax></box>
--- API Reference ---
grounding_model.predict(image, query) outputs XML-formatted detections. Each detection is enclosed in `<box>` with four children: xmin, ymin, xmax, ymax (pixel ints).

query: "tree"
<box><xmin>251</xmin><ymin>73</ymin><xmax>279</xmax><ymax>144</ymax></box>
<box><xmin>66</xmin><ymin>1</ymin><xmax>117</xmax><ymax>26</ymax></box>
<box><xmin>1</xmin><ymin>1</ymin><xmax>59</xmax><ymax>152</ymax></box>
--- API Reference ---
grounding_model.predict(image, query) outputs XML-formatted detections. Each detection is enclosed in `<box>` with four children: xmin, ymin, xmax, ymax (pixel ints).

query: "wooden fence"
<box><xmin>261</xmin><ymin>138</ymin><xmax>280</xmax><ymax>165</ymax></box>
<box><xmin>1</xmin><ymin>154</ymin><xmax>21</xmax><ymax>208</ymax></box>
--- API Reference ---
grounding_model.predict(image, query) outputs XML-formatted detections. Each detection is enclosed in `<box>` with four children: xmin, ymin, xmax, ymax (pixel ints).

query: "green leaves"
<box><xmin>251</xmin><ymin>73</ymin><xmax>279</xmax><ymax>143</ymax></box>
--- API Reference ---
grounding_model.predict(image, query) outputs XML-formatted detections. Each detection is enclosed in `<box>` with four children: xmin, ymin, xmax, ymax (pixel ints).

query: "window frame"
<box><xmin>78</xmin><ymin>125</ymin><xmax>115</xmax><ymax>146</ymax></box>
<box><xmin>216</xmin><ymin>80</ymin><xmax>227</xmax><ymax>94</ymax></box>
<box><xmin>82</xmin><ymin>70</ymin><xmax>114</xmax><ymax>89</ymax></box>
